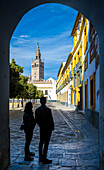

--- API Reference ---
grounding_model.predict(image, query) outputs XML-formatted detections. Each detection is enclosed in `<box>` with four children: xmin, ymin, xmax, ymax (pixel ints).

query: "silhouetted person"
<box><xmin>23</xmin><ymin>102</ymin><xmax>36</xmax><ymax>161</ymax></box>
<box><xmin>35</xmin><ymin>97</ymin><xmax>54</xmax><ymax>164</ymax></box>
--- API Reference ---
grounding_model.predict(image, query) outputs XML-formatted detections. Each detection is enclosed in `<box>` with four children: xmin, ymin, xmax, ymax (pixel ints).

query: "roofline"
<box><xmin>57</xmin><ymin>62</ymin><xmax>65</xmax><ymax>77</ymax></box>
<box><xmin>70</xmin><ymin>12</ymin><xmax>81</xmax><ymax>37</ymax></box>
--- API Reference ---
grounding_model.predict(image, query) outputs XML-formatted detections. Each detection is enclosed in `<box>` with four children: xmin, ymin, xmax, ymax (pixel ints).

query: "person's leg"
<box><xmin>25</xmin><ymin>132</ymin><xmax>33</xmax><ymax>157</ymax></box>
<box><xmin>39</xmin><ymin>130</ymin><xmax>45</xmax><ymax>161</ymax></box>
<box><xmin>28</xmin><ymin>131</ymin><xmax>35</xmax><ymax>156</ymax></box>
<box><xmin>42</xmin><ymin>132</ymin><xmax>52</xmax><ymax>164</ymax></box>
<box><xmin>43</xmin><ymin>132</ymin><xmax>51</xmax><ymax>158</ymax></box>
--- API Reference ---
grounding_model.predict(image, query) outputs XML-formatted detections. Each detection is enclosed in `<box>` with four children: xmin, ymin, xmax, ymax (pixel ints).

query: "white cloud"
<box><xmin>19</xmin><ymin>35</ymin><xmax>30</xmax><ymax>38</ymax></box>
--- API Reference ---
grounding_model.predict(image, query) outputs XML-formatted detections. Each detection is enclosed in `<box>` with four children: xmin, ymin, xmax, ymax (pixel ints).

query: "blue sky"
<box><xmin>10</xmin><ymin>3</ymin><xmax>77</xmax><ymax>80</ymax></box>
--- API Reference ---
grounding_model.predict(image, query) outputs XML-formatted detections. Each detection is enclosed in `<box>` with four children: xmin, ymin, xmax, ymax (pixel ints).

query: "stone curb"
<box><xmin>9</xmin><ymin>108</ymin><xmax>24</xmax><ymax>114</ymax></box>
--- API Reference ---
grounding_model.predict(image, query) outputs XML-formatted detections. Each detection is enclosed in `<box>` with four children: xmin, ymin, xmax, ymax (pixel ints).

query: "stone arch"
<box><xmin>1</xmin><ymin>0</ymin><xmax>104</xmax><ymax>169</ymax></box>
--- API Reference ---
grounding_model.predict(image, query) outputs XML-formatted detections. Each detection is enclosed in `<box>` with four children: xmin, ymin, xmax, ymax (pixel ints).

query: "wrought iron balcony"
<box><xmin>76</xmin><ymin>62</ymin><xmax>79</xmax><ymax>73</ymax></box>
<box><xmin>70</xmin><ymin>71</ymin><xmax>73</xmax><ymax>79</ymax></box>
<box><xmin>78</xmin><ymin>57</ymin><xmax>82</xmax><ymax>69</ymax></box>
<box><xmin>77</xmin><ymin>70</ymin><xmax>81</xmax><ymax>86</ymax></box>
<box><xmin>73</xmin><ymin>76</ymin><xmax>76</xmax><ymax>89</ymax></box>
<box><xmin>73</xmin><ymin>67</ymin><xmax>76</xmax><ymax>75</ymax></box>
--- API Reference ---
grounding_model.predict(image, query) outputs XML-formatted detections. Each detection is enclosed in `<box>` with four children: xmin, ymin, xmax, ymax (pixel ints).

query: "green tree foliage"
<box><xmin>27</xmin><ymin>83</ymin><xmax>37</xmax><ymax>99</ymax></box>
<box><xmin>35</xmin><ymin>90</ymin><xmax>44</xmax><ymax>99</ymax></box>
<box><xmin>19</xmin><ymin>75</ymin><xmax>29</xmax><ymax>99</ymax></box>
<box><xmin>10</xmin><ymin>59</ymin><xmax>23</xmax><ymax>99</ymax></box>
<box><xmin>10</xmin><ymin>59</ymin><xmax>43</xmax><ymax>107</ymax></box>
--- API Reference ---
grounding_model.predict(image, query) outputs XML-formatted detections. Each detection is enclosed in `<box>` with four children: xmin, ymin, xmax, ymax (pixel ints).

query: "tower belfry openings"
<box><xmin>32</xmin><ymin>43</ymin><xmax>44</xmax><ymax>81</ymax></box>
<box><xmin>35</xmin><ymin>42</ymin><xmax>41</xmax><ymax>60</ymax></box>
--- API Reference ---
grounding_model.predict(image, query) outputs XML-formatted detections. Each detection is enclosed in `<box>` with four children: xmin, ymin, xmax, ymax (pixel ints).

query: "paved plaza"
<box><xmin>8</xmin><ymin>102</ymin><xmax>99</xmax><ymax>169</ymax></box>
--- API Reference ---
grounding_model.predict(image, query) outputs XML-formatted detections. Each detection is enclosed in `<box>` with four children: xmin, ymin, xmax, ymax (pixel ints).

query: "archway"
<box><xmin>0</xmin><ymin>0</ymin><xmax>104</xmax><ymax>169</ymax></box>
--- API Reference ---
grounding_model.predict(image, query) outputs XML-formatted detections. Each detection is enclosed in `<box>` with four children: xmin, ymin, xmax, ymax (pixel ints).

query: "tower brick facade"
<box><xmin>31</xmin><ymin>43</ymin><xmax>44</xmax><ymax>81</ymax></box>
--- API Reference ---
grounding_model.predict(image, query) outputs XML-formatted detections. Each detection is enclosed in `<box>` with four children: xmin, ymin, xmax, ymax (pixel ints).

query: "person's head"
<box><xmin>40</xmin><ymin>97</ymin><xmax>46</xmax><ymax>106</ymax></box>
<box><xmin>24</xmin><ymin>101</ymin><xmax>33</xmax><ymax>114</ymax></box>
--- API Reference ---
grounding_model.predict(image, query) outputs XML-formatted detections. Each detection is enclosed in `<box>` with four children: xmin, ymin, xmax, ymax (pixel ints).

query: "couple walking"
<box><xmin>23</xmin><ymin>97</ymin><xmax>54</xmax><ymax>164</ymax></box>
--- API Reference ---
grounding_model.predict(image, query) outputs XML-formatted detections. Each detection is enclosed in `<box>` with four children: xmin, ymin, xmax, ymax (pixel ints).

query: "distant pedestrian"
<box><xmin>23</xmin><ymin>102</ymin><xmax>36</xmax><ymax>161</ymax></box>
<box><xmin>35</xmin><ymin>97</ymin><xmax>54</xmax><ymax>164</ymax></box>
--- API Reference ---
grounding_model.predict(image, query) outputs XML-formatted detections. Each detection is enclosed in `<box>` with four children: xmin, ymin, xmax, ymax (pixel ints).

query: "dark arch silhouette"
<box><xmin>0</xmin><ymin>0</ymin><xmax>104</xmax><ymax>169</ymax></box>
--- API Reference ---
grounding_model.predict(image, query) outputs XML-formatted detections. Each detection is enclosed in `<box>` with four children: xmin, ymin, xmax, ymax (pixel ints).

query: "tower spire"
<box><xmin>37</xmin><ymin>42</ymin><xmax>39</xmax><ymax>46</ymax></box>
<box><xmin>35</xmin><ymin>42</ymin><xmax>41</xmax><ymax>60</ymax></box>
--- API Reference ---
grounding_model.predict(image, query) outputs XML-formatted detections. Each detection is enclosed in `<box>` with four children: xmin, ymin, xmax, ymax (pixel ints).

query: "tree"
<box><xmin>35</xmin><ymin>90</ymin><xmax>44</xmax><ymax>99</ymax></box>
<box><xmin>19</xmin><ymin>75</ymin><xmax>29</xmax><ymax>107</ymax></box>
<box><xmin>10</xmin><ymin>59</ymin><xmax>23</xmax><ymax>108</ymax></box>
<box><xmin>10</xmin><ymin>59</ymin><xmax>43</xmax><ymax>107</ymax></box>
<box><xmin>27</xmin><ymin>83</ymin><xmax>37</xmax><ymax>100</ymax></box>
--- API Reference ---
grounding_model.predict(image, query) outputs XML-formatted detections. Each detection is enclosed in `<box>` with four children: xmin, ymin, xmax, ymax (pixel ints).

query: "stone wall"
<box><xmin>85</xmin><ymin>108</ymin><xmax>99</xmax><ymax>129</ymax></box>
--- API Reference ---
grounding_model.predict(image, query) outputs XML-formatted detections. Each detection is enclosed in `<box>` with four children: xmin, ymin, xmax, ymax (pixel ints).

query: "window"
<box><xmin>85</xmin><ymin>79</ymin><xmax>88</xmax><ymax>108</ymax></box>
<box><xmin>73</xmin><ymin>76</ymin><xmax>76</xmax><ymax>88</ymax></box>
<box><xmin>77</xmin><ymin>70</ymin><xmax>81</xmax><ymax>86</ymax></box>
<box><xmin>89</xmin><ymin>41</ymin><xmax>96</xmax><ymax>64</ymax></box>
<box><xmin>84</xmin><ymin>22</ymin><xmax>88</xmax><ymax>54</ymax></box>
<box><xmin>45</xmin><ymin>90</ymin><xmax>48</xmax><ymax>95</ymax></box>
<box><xmin>90</xmin><ymin>73</ymin><xmax>95</xmax><ymax>110</ymax></box>
<box><xmin>91</xmin><ymin>79</ymin><xmax>93</xmax><ymax>106</ymax></box>
<box><xmin>84</xmin><ymin>53</ymin><xmax>88</xmax><ymax>71</ymax></box>
<box><xmin>89</xmin><ymin>22</ymin><xmax>94</xmax><ymax>42</ymax></box>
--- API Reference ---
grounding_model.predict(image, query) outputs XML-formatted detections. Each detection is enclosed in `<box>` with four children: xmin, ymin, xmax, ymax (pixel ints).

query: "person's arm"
<box><xmin>35</xmin><ymin>109</ymin><xmax>40</xmax><ymax>127</ymax></box>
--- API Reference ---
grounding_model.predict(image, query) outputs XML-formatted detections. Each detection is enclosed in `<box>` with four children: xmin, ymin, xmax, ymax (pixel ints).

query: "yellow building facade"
<box><xmin>56</xmin><ymin>12</ymin><xmax>99</xmax><ymax>115</ymax></box>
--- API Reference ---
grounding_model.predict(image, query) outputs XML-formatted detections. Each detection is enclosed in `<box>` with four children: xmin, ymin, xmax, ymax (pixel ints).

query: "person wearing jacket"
<box><xmin>35</xmin><ymin>97</ymin><xmax>54</xmax><ymax>164</ymax></box>
<box><xmin>23</xmin><ymin>102</ymin><xmax>36</xmax><ymax>161</ymax></box>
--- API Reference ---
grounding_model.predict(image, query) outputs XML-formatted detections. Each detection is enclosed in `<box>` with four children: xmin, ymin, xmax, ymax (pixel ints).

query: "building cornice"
<box><xmin>70</xmin><ymin>12</ymin><xmax>81</xmax><ymax>36</ymax></box>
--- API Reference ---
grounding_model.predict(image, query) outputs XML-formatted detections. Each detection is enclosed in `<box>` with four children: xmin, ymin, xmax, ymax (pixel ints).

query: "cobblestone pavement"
<box><xmin>8</xmin><ymin>102</ymin><xmax>99</xmax><ymax>170</ymax></box>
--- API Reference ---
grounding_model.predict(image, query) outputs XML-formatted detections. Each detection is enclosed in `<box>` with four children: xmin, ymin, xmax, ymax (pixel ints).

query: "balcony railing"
<box><xmin>77</xmin><ymin>70</ymin><xmax>81</xmax><ymax>86</ymax></box>
<box><xmin>56</xmin><ymin>76</ymin><xmax>70</xmax><ymax>93</ymax></box>
<box><xmin>67</xmin><ymin>75</ymin><xmax>69</xmax><ymax>82</ymax></box>
<box><xmin>78</xmin><ymin>57</ymin><xmax>82</xmax><ymax>69</ymax></box>
<box><xmin>76</xmin><ymin>62</ymin><xmax>79</xmax><ymax>73</ymax></box>
<box><xmin>73</xmin><ymin>76</ymin><xmax>76</xmax><ymax>89</ymax></box>
<box><xmin>73</xmin><ymin>67</ymin><xmax>76</xmax><ymax>75</ymax></box>
<box><xmin>70</xmin><ymin>71</ymin><xmax>73</xmax><ymax>79</ymax></box>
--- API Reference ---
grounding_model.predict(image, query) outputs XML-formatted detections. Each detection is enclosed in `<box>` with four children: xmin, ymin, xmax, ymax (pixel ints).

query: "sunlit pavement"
<box><xmin>8</xmin><ymin>102</ymin><xmax>99</xmax><ymax>170</ymax></box>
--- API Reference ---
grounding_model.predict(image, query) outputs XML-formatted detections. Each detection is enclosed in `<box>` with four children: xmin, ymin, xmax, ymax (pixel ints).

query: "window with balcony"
<box><xmin>89</xmin><ymin>22</ymin><xmax>94</xmax><ymax>42</ymax></box>
<box><xmin>76</xmin><ymin>62</ymin><xmax>79</xmax><ymax>73</ymax></box>
<box><xmin>73</xmin><ymin>76</ymin><xmax>75</xmax><ymax>88</ymax></box>
<box><xmin>77</xmin><ymin>70</ymin><xmax>81</xmax><ymax>86</ymax></box>
<box><xmin>78</xmin><ymin>57</ymin><xmax>82</xmax><ymax>69</ymax></box>
<box><xmin>73</xmin><ymin>67</ymin><xmax>76</xmax><ymax>75</ymax></box>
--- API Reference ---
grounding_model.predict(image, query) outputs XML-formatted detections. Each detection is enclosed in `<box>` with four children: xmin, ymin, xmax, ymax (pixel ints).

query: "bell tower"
<box><xmin>31</xmin><ymin>43</ymin><xmax>44</xmax><ymax>81</ymax></box>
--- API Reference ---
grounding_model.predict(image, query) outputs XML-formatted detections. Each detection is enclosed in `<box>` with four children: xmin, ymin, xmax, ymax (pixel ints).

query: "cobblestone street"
<box><xmin>8</xmin><ymin>102</ymin><xmax>99</xmax><ymax>169</ymax></box>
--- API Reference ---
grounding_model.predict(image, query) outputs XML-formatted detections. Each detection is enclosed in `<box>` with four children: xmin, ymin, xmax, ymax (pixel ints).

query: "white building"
<box><xmin>33</xmin><ymin>77</ymin><xmax>57</xmax><ymax>101</ymax></box>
